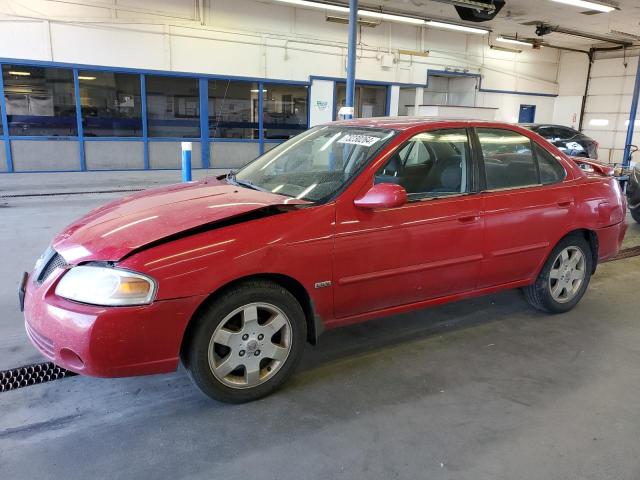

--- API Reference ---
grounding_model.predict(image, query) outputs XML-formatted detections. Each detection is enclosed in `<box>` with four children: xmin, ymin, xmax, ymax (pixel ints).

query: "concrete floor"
<box><xmin>1</xmin><ymin>172</ymin><xmax>640</xmax><ymax>479</ymax></box>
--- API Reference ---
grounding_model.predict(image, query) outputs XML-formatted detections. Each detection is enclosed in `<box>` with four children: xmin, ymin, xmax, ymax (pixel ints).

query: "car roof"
<box><xmin>520</xmin><ymin>123</ymin><xmax>577</xmax><ymax>131</ymax></box>
<box><xmin>330</xmin><ymin>116</ymin><xmax>528</xmax><ymax>131</ymax></box>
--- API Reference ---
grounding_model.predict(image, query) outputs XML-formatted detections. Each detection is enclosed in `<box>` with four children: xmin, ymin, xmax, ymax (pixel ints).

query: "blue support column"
<box><xmin>623</xmin><ymin>57</ymin><xmax>640</xmax><ymax>168</ymax></box>
<box><xmin>140</xmin><ymin>74</ymin><xmax>150</xmax><ymax>170</ymax></box>
<box><xmin>199</xmin><ymin>78</ymin><xmax>210</xmax><ymax>169</ymax></box>
<box><xmin>0</xmin><ymin>66</ymin><xmax>13</xmax><ymax>172</ymax></box>
<box><xmin>258</xmin><ymin>81</ymin><xmax>265</xmax><ymax>155</ymax></box>
<box><xmin>344</xmin><ymin>0</ymin><xmax>358</xmax><ymax>120</ymax></box>
<box><xmin>72</xmin><ymin>69</ymin><xmax>86</xmax><ymax>171</ymax></box>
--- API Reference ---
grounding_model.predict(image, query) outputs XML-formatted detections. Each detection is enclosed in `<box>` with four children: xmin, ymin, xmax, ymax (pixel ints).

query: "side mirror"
<box><xmin>354</xmin><ymin>183</ymin><xmax>407</xmax><ymax>210</ymax></box>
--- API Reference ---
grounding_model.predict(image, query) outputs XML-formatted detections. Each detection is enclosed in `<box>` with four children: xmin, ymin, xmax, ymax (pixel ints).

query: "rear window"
<box><xmin>477</xmin><ymin>128</ymin><xmax>537</xmax><ymax>190</ymax></box>
<box><xmin>534</xmin><ymin>142</ymin><xmax>566</xmax><ymax>184</ymax></box>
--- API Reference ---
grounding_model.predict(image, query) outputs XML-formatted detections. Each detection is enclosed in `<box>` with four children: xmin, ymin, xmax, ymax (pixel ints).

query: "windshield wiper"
<box><xmin>226</xmin><ymin>170</ymin><xmax>265</xmax><ymax>192</ymax></box>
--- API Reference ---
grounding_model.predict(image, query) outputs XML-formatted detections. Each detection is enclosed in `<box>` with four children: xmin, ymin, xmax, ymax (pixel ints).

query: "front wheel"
<box><xmin>523</xmin><ymin>235</ymin><xmax>593</xmax><ymax>313</ymax></box>
<box><xmin>183</xmin><ymin>280</ymin><xmax>306</xmax><ymax>403</ymax></box>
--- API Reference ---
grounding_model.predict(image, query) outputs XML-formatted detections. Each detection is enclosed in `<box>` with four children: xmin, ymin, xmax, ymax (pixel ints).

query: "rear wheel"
<box><xmin>631</xmin><ymin>207</ymin><xmax>640</xmax><ymax>224</ymax></box>
<box><xmin>523</xmin><ymin>235</ymin><xmax>593</xmax><ymax>313</ymax></box>
<box><xmin>183</xmin><ymin>280</ymin><xmax>306</xmax><ymax>403</ymax></box>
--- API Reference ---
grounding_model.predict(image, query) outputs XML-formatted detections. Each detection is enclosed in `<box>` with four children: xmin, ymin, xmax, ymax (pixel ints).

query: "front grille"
<box><xmin>36</xmin><ymin>252</ymin><xmax>66</xmax><ymax>285</ymax></box>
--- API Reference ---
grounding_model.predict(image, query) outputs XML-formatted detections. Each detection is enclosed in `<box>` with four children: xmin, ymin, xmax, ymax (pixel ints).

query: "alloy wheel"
<box><xmin>548</xmin><ymin>246</ymin><xmax>586</xmax><ymax>303</ymax></box>
<box><xmin>208</xmin><ymin>302</ymin><xmax>292</xmax><ymax>389</ymax></box>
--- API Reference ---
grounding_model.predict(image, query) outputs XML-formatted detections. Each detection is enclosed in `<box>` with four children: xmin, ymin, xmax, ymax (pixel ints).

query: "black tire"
<box><xmin>182</xmin><ymin>280</ymin><xmax>307</xmax><ymax>403</ymax></box>
<box><xmin>631</xmin><ymin>207</ymin><xmax>640</xmax><ymax>224</ymax></box>
<box><xmin>523</xmin><ymin>234</ymin><xmax>593</xmax><ymax>314</ymax></box>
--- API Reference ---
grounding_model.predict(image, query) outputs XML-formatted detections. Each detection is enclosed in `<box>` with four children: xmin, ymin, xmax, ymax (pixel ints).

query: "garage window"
<box><xmin>208</xmin><ymin>80</ymin><xmax>258</xmax><ymax>139</ymax></box>
<box><xmin>477</xmin><ymin>128</ymin><xmax>538</xmax><ymax>190</ymax></box>
<box><xmin>146</xmin><ymin>76</ymin><xmax>200</xmax><ymax>138</ymax></box>
<box><xmin>335</xmin><ymin>83</ymin><xmax>387</xmax><ymax>119</ymax></box>
<box><xmin>2</xmin><ymin>65</ymin><xmax>77</xmax><ymax>136</ymax></box>
<box><xmin>79</xmin><ymin>71</ymin><xmax>142</xmax><ymax>137</ymax></box>
<box><xmin>263</xmin><ymin>84</ymin><xmax>308</xmax><ymax>140</ymax></box>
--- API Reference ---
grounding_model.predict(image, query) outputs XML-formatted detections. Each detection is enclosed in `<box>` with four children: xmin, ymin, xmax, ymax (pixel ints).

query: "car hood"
<box><xmin>52</xmin><ymin>178</ymin><xmax>309</xmax><ymax>263</ymax></box>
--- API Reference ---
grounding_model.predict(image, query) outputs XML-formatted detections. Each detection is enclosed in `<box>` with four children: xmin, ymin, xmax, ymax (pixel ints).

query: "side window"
<box><xmin>477</xmin><ymin>128</ymin><xmax>538</xmax><ymax>190</ymax></box>
<box><xmin>404</xmin><ymin>140</ymin><xmax>431</xmax><ymax>166</ymax></box>
<box><xmin>375</xmin><ymin>129</ymin><xmax>471</xmax><ymax>198</ymax></box>
<box><xmin>534</xmin><ymin>142</ymin><xmax>566</xmax><ymax>184</ymax></box>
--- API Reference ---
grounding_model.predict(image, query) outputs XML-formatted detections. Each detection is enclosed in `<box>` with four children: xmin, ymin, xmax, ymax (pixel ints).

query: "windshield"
<box><xmin>233</xmin><ymin>126</ymin><xmax>395</xmax><ymax>202</ymax></box>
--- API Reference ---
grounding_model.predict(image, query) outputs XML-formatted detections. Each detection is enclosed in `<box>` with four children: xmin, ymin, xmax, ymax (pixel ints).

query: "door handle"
<box><xmin>557</xmin><ymin>199</ymin><xmax>574</xmax><ymax>208</ymax></box>
<box><xmin>458</xmin><ymin>215</ymin><xmax>479</xmax><ymax>224</ymax></box>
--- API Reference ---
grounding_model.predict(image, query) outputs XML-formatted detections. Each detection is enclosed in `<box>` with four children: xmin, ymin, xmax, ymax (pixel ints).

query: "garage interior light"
<box><xmin>8</xmin><ymin>71</ymin><xmax>31</xmax><ymax>76</ymax></box>
<box><xmin>272</xmin><ymin>0</ymin><xmax>490</xmax><ymax>33</ymax></box>
<box><xmin>357</xmin><ymin>10</ymin><xmax>425</xmax><ymax>25</ymax></box>
<box><xmin>549</xmin><ymin>0</ymin><xmax>616</xmax><ymax>13</ymax></box>
<box><xmin>426</xmin><ymin>20</ymin><xmax>489</xmax><ymax>35</ymax></box>
<box><xmin>497</xmin><ymin>36</ymin><xmax>534</xmax><ymax>47</ymax></box>
<box><xmin>490</xmin><ymin>45</ymin><xmax>522</xmax><ymax>54</ymax></box>
<box><xmin>78</xmin><ymin>76</ymin><xmax>96</xmax><ymax>80</ymax></box>
<box><xmin>272</xmin><ymin>0</ymin><xmax>348</xmax><ymax>13</ymax></box>
<box><xmin>589</xmin><ymin>119</ymin><xmax>609</xmax><ymax>126</ymax></box>
<box><xmin>250</xmin><ymin>89</ymin><xmax>268</xmax><ymax>93</ymax></box>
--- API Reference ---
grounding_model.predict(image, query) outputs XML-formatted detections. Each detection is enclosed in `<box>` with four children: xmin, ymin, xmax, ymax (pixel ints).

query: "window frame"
<box><xmin>472</xmin><ymin>127</ymin><xmax>567</xmax><ymax>192</ymax></box>
<box><xmin>144</xmin><ymin>74</ymin><xmax>201</xmax><ymax>139</ymax></box>
<box><xmin>2</xmin><ymin>65</ymin><xmax>78</xmax><ymax>137</ymax></box>
<box><xmin>78</xmin><ymin>70</ymin><xmax>143</xmax><ymax>138</ymax></box>
<box><xmin>262</xmin><ymin>83</ymin><xmax>309</xmax><ymax>140</ymax></box>
<box><xmin>373</xmin><ymin>127</ymin><xmax>481</xmax><ymax>202</ymax></box>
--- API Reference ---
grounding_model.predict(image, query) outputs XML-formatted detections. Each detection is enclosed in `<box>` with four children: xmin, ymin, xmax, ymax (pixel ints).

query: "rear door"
<box><xmin>474</xmin><ymin>127</ymin><xmax>574</xmax><ymax>287</ymax></box>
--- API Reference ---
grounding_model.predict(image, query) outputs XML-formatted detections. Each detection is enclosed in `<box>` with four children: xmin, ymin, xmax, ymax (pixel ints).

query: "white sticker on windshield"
<box><xmin>337</xmin><ymin>134</ymin><xmax>380</xmax><ymax>147</ymax></box>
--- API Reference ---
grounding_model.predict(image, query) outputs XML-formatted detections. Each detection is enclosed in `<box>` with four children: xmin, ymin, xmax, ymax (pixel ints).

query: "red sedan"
<box><xmin>21</xmin><ymin>119</ymin><xmax>627</xmax><ymax>403</ymax></box>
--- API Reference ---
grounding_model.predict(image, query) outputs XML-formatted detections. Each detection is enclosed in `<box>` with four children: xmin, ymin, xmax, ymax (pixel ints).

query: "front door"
<box><xmin>333</xmin><ymin>128</ymin><xmax>484</xmax><ymax>319</ymax></box>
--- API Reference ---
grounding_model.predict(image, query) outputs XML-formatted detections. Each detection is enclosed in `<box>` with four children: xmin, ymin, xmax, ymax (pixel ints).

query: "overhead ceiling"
<box><xmin>358</xmin><ymin>0</ymin><xmax>640</xmax><ymax>48</ymax></box>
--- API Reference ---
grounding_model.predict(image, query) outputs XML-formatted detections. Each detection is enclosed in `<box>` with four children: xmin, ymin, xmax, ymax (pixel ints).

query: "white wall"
<box><xmin>0</xmin><ymin>0</ymin><xmax>571</xmax><ymax>125</ymax></box>
<box><xmin>582</xmin><ymin>51</ymin><xmax>640</xmax><ymax>163</ymax></box>
<box><xmin>552</xmin><ymin>51</ymin><xmax>589</xmax><ymax>129</ymax></box>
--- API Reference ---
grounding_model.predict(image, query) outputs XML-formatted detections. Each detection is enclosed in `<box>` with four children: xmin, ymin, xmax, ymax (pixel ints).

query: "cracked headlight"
<box><xmin>55</xmin><ymin>266</ymin><xmax>156</xmax><ymax>306</ymax></box>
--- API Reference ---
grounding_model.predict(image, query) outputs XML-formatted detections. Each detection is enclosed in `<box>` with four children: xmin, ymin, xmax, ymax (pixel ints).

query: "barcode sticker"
<box><xmin>337</xmin><ymin>134</ymin><xmax>380</xmax><ymax>147</ymax></box>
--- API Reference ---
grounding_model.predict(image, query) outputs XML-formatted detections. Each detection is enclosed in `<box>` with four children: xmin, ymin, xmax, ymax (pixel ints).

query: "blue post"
<box><xmin>344</xmin><ymin>0</ymin><xmax>358</xmax><ymax>120</ymax></box>
<box><xmin>140</xmin><ymin>74</ymin><xmax>149</xmax><ymax>170</ymax></box>
<box><xmin>181</xmin><ymin>141</ymin><xmax>192</xmax><ymax>182</ymax></box>
<box><xmin>199</xmin><ymin>78</ymin><xmax>210</xmax><ymax>169</ymax></box>
<box><xmin>258</xmin><ymin>81</ymin><xmax>265</xmax><ymax>155</ymax></box>
<box><xmin>623</xmin><ymin>57</ymin><xmax>640</xmax><ymax>168</ymax></box>
<box><xmin>72</xmin><ymin>69</ymin><xmax>86</xmax><ymax>171</ymax></box>
<box><xmin>0</xmin><ymin>65</ymin><xmax>13</xmax><ymax>172</ymax></box>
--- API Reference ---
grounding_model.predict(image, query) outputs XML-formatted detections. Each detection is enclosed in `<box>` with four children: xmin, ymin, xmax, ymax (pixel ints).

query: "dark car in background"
<box><xmin>627</xmin><ymin>165</ymin><xmax>640</xmax><ymax>224</ymax></box>
<box><xmin>523</xmin><ymin>124</ymin><xmax>599</xmax><ymax>159</ymax></box>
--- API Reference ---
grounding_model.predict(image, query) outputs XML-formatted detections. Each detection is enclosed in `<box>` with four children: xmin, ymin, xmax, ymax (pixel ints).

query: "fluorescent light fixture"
<box><xmin>589</xmin><ymin>119</ymin><xmax>609</xmax><ymax>126</ymax></box>
<box><xmin>78</xmin><ymin>76</ymin><xmax>96</xmax><ymax>81</ymax></box>
<box><xmin>497</xmin><ymin>36</ymin><xmax>534</xmax><ymax>47</ymax></box>
<box><xmin>357</xmin><ymin>10</ymin><xmax>425</xmax><ymax>25</ymax></box>
<box><xmin>272</xmin><ymin>0</ymin><xmax>348</xmax><ymax>13</ymax></box>
<box><xmin>490</xmin><ymin>45</ymin><xmax>522</xmax><ymax>53</ymax></box>
<box><xmin>550</xmin><ymin>0</ymin><xmax>615</xmax><ymax>13</ymax></box>
<box><xmin>250</xmin><ymin>89</ymin><xmax>267</xmax><ymax>93</ymax></box>
<box><xmin>8</xmin><ymin>71</ymin><xmax>30</xmax><ymax>76</ymax></box>
<box><xmin>426</xmin><ymin>20</ymin><xmax>489</xmax><ymax>35</ymax></box>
